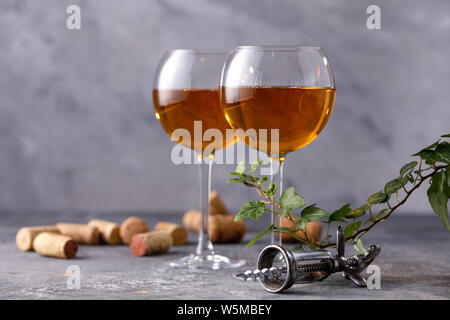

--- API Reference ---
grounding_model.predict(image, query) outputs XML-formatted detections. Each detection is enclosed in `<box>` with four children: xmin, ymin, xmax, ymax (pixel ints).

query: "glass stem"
<box><xmin>270</xmin><ymin>158</ymin><xmax>284</xmax><ymax>245</ymax></box>
<box><xmin>196</xmin><ymin>156</ymin><xmax>215</xmax><ymax>257</ymax></box>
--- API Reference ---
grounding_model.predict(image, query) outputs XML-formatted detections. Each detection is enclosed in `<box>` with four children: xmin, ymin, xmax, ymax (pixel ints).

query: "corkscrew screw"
<box><xmin>235</xmin><ymin>226</ymin><xmax>381</xmax><ymax>293</ymax></box>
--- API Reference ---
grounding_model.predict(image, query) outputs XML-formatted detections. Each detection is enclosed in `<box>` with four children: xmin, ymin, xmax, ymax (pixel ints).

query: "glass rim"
<box><xmin>232</xmin><ymin>45</ymin><xmax>323</xmax><ymax>52</ymax></box>
<box><xmin>165</xmin><ymin>49</ymin><xmax>226</xmax><ymax>55</ymax></box>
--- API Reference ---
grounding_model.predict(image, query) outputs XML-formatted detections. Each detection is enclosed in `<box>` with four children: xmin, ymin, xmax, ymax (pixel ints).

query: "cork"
<box><xmin>88</xmin><ymin>219</ymin><xmax>121</xmax><ymax>244</ymax></box>
<box><xmin>16</xmin><ymin>226</ymin><xmax>60</xmax><ymax>251</ymax></box>
<box><xmin>154</xmin><ymin>222</ymin><xmax>187</xmax><ymax>246</ymax></box>
<box><xmin>56</xmin><ymin>223</ymin><xmax>100</xmax><ymax>245</ymax></box>
<box><xmin>209</xmin><ymin>190</ymin><xmax>231</xmax><ymax>215</ymax></box>
<box><xmin>129</xmin><ymin>231</ymin><xmax>172</xmax><ymax>256</ymax></box>
<box><xmin>120</xmin><ymin>217</ymin><xmax>150</xmax><ymax>244</ymax></box>
<box><xmin>182</xmin><ymin>210</ymin><xmax>246</xmax><ymax>243</ymax></box>
<box><xmin>33</xmin><ymin>232</ymin><xmax>78</xmax><ymax>259</ymax></box>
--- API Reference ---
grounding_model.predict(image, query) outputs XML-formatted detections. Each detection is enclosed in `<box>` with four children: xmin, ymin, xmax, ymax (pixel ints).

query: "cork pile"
<box><xmin>15</xmin><ymin>191</ymin><xmax>247</xmax><ymax>259</ymax></box>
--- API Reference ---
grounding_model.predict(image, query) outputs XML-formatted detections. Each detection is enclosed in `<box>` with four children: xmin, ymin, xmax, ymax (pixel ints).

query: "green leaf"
<box><xmin>348</xmin><ymin>207</ymin><xmax>367</xmax><ymax>218</ymax></box>
<box><xmin>235</xmin><ymin>161</ymin><xmax>246</xmax><ymax>174</ymax></box>
<box><xmin>294</xmin><ymin>219</ymin><xmax>307</xmax><ymax>230</ymax></box>
<box><xmin>406</xmin><ymin>173</ymin><xmax>415</xmax><ymax>183</ymax></box>
<box><xmin>353</xmin><ymin>238</ymin><xmax>367</xmax><ymax>254</ymax></box>
<box><xmin>249</xmin><ymin>159</ymin><xmax>263</xmax><ymax>174</ymax></box>
<box><xmin>235</xmin><ymin>200</ymin><xmax>266</xmax><ymax>221</ymax></box>
<box><xmin>433</xmin><ymin>142</ymin><xmax>450</xmax><ymax>164</ymax></box>
<box><xmin>384</xmin><ymin>177</ymin><xmax>408</xmax><ymax>195</ymax></box>
<box><xmin>412</xmin><ymin>140</ymin><xmax>440</xmax><ymax>156</ymax></box>
<box><xmin>257</xmin><ymin>176</ymin><xmax>268</xmax><ymax>186</ymax></box>
<box><xmin>427</xmin><ymin>171</ymin><xmax>450</xmax><ymax>231</ymax></box>
<box><xmin>226</xmin><ymin>178</ymin><xmax>241</xmax><ymax>183</ymax></box>
<box><xmin>279</xmin><ymin>187</ymin><xmax>306</xmax><ymax>217</ymax></box>
<box><xmin>399</xmin><ymin>161</ymin><xmax>417</xmax><ymax>177</ymax></box>
<box><xmin>301</xmin><ymin>204</ymin><xmax>328</xmax><ymax>222</ymax></box>
<box><xmin>414</xmin><ymin>142</ymin><xmax>450</xmax><ymax>165</ymax></box>
<box><xmin>441</xmin><ymin>134</ymin><xmax>450</xmax><ymax>138</ymax></box>
<box><xmin>367</xmin><ymin>191</ymin><xmax>387</xmax><ymax>204</ymax></box>
<box><xmin>329</xmin><ymin>203</ymin><xmax>352</xmax><ymax>222</ymax></box>
<box><xmin>444</xmin><ymin>170</ymin><xmax>450</xmax><ymax>198</ymax></box>
<box><xmin>344</xmin><ymin>221</ymin><xmax>362</xmax><ymax>237</ymax></box>
<box><xmin>246</xmin><ymin>225</ymin><xmax>275</xmax><ymax>248</ymax></box>
<box><xmin>375</xmin><ymin>208</ymin><xmax>388</xmax><ymax>219</ymax></box>
<box><xmin>262</xmin><ymin>181</ymin><xmax>277</xmax><ymax>196</ymax></box>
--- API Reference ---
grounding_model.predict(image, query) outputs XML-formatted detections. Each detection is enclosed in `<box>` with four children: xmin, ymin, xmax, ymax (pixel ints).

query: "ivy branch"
<box><xmin>228</xmin><ymin>134</ymin><xmax>450</xmax><ymax>253</ymax></box>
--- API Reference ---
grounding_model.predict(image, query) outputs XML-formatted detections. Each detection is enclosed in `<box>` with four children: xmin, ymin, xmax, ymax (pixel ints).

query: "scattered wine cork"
<box><xmin>182</xmin><ymin>210</ymin><xmax>202</xmax><ymax>233</ymax></box>
<box><xmin>182</xmin><ymin>210</ymin><xmax>246</xmax><ymax>243</ymax></box>
<box><xmin>209</xmin><ymin>190</ymin><xmax>231</xmax><ymax>216</ymax></box>
<box><xmin>88</xmin><ymin>219</ymin><xmax>121</xmax><ymax>244</ymax></box>
<box><xmin>154</xmin><ymin>222</ymin><xmax>187</xmax><ymax>245</ymax></box>
<box><xmin>33</xmin><ymin>232</ymin><xmax>78</xmax><ymax>259</ymax></box>
<box><xmin>281</xmin><ymin>217</ymin><xmax>322</xmax><ymax>243</ymax></box>
<box><xmin>120</xmin><ymin>217</ymin><xmax>150</xmax><ymax>244</ymax></box>
<box><xmin>129</xmin><ymin>231</ymin><xmax>172</xmax><ymax>256</ymax></box>
<box><xmin>16</xmin><ymin>226</ymin><xmax>60</xmax><ymax>251</ymax></box>
<box><xmin>56</xmin><ymin>223</ymin><xmax>100</xmax><ymax>245</ymax></box>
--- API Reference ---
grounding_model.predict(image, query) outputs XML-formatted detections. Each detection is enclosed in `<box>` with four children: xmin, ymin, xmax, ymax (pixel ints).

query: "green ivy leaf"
<box><xmin>406</xmin><ymin>173</ymin><xmax>415</xmax><ymax>183</ymax></box>
<box><xmin>444</xmin><ymin>170</ymin><xmax>450</xmax><ymax>198</ymax></box>
<box><xmin>400</xmin><ymin>161</ymin><xmax>417</xmax><ymax>177</ymax></box>
<box><xmin>353</xmin><ymin>238</ymin><xmax>367</xmax><ymax>254</ymax></box>
<box><xmin>367</xmin><ymin>191</ymin><xmax>388</xmax><ymax>205</ymax></box>
<box><xmin>235</xmin><ymin>200</ymin><xmax>266</xmax><ymax>221</ymax></box>
<box><xmin>257</xmin><ymin>176</ymin><xmax>268</xmax><ymax>186</ymax></box>
<box><xmin>375</xmin><ymin>208</ymin><xmax>388</xmax><ymax>219</ymax></box>
<box><xmin>414</xmin><ymin>142</ymin><xmax>450</xmax><ymax>165</ymax></box>
<box><xmin>294</xmin><ymin>219</ymin><xmax>307</xmax><ymax>230</ymax></box>
<box><xmin>226</xmin><ymin>178</ymin><xmax>241</xmax><ymax>183</ymax></box>
<box><xmin>427</xmin><ymin>171</ymin><xmax>450</xmax><ymax>231</ymax></box>
<box><xmin>412</xmin><ymin>140</ymin><xmax>440</xmax><ymax>156</ymax></box>
<box><xmin>384</xmin><ymin>177</ymin><xmax>408</xmax><ymax>195</ymax></box>
<box><xmin>262</xmin><ymin>181</ymin><xmax>277</xmax><ymax>196</ymax></box>
<box><xmin>329</xmin><ymin>203</ymin><xmax>352</xmax><ymax>222</ymax></box>
<box><xmin>246</xmin><ymin>225</ymin><xmax>275</xmax><ymax>248</ymax></box>
<box><xmin>301</xmin><ymin>204</ymin><xmax>328</xmax><ymax>222</ymax></box>
<box><xmin>279</xmin><ymin>187</ymin><xmax>306</xmax><ymax>217</ymax></box>
<box><xmin>344</xmin><ymin>221</ymin><xmax>362</xmax><ymax>237</ymax></box>
<box><xmin>235</xmin><ymin>161</ymin><xmax>246</xmax><ymax>174</ymax></box>
<box><xmin>249</xmin><ymin>159</ymin><xmax>263</xmax><ymax>174</ymax></box>
<box><xmin>433</xmin><ymin>142</ymin><xmax>450</xmax><ymax>164</ymax></box>
<box><xmin>348</xmin><ymin>206</ymin><xmax>367</xmax><ymax>218</ymax></box>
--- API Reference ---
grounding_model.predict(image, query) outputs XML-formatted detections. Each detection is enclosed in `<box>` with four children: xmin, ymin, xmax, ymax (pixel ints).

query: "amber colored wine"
<box><xmin>221</xmin><ymin>86</ymin><xmax>335</xmax><ymax>157</ymax></box>
<box><xmin>153</xmin><ymin>89</ymin><xmax>235</xmax><ymax>153</ymax></box>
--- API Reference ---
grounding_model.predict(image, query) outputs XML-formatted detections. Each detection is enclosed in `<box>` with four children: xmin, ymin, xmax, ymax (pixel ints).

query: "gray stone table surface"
<box><xmin>0</xmin><ymin>212</ymin><xmax>449</xmax><ymax>300</ymax></box>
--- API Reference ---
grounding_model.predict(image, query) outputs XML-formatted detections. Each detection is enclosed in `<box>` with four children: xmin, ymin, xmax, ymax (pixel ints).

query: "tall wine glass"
<box><xmin>220</xmin><ymin>46</ymin><xmax>335</xmax><ymax>244</ymax></box>
<box><xmin>153</xmin><ymin>49</ymin><xmax>244</xmax><ymax>269</ymax></box>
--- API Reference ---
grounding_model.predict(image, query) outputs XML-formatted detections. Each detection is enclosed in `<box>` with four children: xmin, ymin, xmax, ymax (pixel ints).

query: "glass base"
<box><xmin>168</xmin><ymin>253</ymin><xmax>246</xmax><ymax>270</ymax></box>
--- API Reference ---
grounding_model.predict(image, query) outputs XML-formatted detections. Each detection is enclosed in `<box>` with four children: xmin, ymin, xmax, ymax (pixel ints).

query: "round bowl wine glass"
<box><xmin>220</xmin><ymin>46</ymin><xmax>335</xmax><ymax>244</ymax></box>
<box><xmin>153</xmin><ymin>49</ymin><xmax>245</xmax><ymax>269</ymax></box>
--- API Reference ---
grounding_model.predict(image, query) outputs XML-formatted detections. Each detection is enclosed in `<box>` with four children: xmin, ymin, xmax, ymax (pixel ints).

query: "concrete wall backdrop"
<box><xmin>0</xmin><ymin>0</ymin><xmax>449</xmax><ymax>215</ymax></box>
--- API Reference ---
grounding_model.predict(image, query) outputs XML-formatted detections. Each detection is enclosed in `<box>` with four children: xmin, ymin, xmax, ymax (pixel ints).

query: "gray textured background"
<box><xmin>0</xmin><ymin>0</ymin><xmax>449</xmax><ymax>216</ymax></box>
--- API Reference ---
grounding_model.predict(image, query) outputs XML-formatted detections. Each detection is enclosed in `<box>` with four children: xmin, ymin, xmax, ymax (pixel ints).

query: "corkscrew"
<box><xmin>235</xmin><ymin>226</ymin><xmax>381</xmax><ymax>293</ymax></box>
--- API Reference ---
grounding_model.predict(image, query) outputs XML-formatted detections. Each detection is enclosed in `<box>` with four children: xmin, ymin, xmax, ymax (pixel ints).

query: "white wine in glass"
<box><xmin>153</xmin><ymin>49</ymin><xmax>244</xmax><ymax>269</ymax></box>
<box><xmin>220</xmin><ymin>46</ymin><xmax>335</xmax><ymax>244</ymax></box>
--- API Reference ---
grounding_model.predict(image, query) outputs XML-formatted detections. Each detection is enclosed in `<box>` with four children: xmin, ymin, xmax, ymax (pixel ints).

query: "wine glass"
<box><xmin>153</xmin><ymin>49</ymin><xmax>245</xmax><ymax>269</ymax></box>
<box><xmin>220</xmin><ymin>46</ymin><xmax>335</xmax><ymax>244</ymax></box>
